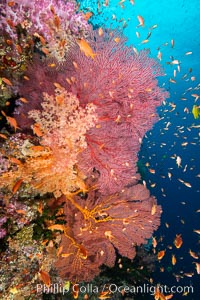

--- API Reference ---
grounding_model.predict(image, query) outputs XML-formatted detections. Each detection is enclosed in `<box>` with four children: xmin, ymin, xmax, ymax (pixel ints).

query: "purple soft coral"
<box><xmin>0</xmin><ymin>0</ymin><xmax>90</xmax><ymax>38</ymax></box>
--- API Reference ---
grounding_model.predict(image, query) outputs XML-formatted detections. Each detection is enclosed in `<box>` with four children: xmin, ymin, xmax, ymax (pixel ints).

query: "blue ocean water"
<box><xmin>79</xmin><ymin>0</ymin><xmax>200</xmax><ymax>299</ymax></box>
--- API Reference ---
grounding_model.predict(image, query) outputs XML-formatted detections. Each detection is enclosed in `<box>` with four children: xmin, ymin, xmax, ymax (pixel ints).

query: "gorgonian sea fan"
<box><xmin>15</xmin><ymin>29</ymin><xmax>169</xmax><ymax>194</ymax></box>
<box><xmin>54</xmin><ymin>179</ymin><xmax>161</xmax><ymax>282</ymax></box>
<box><xmin>64</xmin><ymin>29</ymin><xmax>169</xmax><ymax>194</ymax></box>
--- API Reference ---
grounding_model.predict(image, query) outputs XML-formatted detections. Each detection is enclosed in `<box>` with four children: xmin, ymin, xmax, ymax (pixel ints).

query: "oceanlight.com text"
<box><xmin>37</xmin><ymin>283</ymin><xmax>194</xmax><ymax>296</ymax></box>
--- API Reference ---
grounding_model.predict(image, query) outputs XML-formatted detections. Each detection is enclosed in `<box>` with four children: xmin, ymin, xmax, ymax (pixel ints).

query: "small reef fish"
<box><xmin>185</xmin><ymin>51</ymin><xmax>192</xmax><ymax>55</ymax></box>
<box><xmin>176</xmin><ymin>156</ymin><xmax>182</xmax><ymax>167</ymax></box>
<box><xmin>98</xmin><ymin>27</ymin><xmax>104</xmax><ymax>36</ymax></box>
<box><xmin>12</xmin><ymin>179</ymin><xmax>23</xmax><ymax>194</ymax></box>
<box><xmin>39</xmin><ymin>270</ymin><xmax>51</xmax><ymax>287</ymax></box>
<box><xmin>32</xmin><ymin>123</ymin><xmax>43</xmax><ymax>137</ymax></box>
<box><xmin>178</xmin><ymin>179</ymin><xmax>192</xmax><ymax>188</ymax></box>
<box><xmin>157</xmin><ymin>250</ymin><xmax>166</xmax><ymax>260</ymax></box>
<box><xmin>189</xmin><ymin>249</ymin><xmax>199</xmax><ymax>259</ymax></box>
<box><xmin>1</xmin><ymin>110</ymin><xmax>19</xmax><ymax>132</ymax></box>
<box><xmin>2</xmin><ymin>77</ymin><xmax>12</xmax><ymax>86</ymax></box>
<box><xmin>174</xmin><ymin>234</ymin><xmax>183</xmax><ymax>248</ymax></box>
<box><xmin>152</xmin><ymin>237</ymin><xmax>157</xmax><ymax>248</ymax></box>
<box><xmin>84</xmin><ymin>12</ymin><xmax>93</xmax><ymax>20</ymax></box>
<box><xmin>193</xmin><ymin>262</ymin><xmax>200</xmax><ymax>274</ymax></box>
<box><xmin>192</xmin><ymin>105</ymin><xmax>200</xmax><ymax>119</ymax></box>
<box><xmin>172</xmin><ymin>254</ymin><xmax>176</xmax><ymax>265</ymax></box>
<box><xmin>48</xmin><ymin>224</ymin><xmax>66</xmax><ymax>231</ymax></box>
<box><xmin>137</xmin><ymin>15</ymin><xmax>145</xmax><ymax>27</ymax></box>
<box><xmin>77</xmin><ymin>39</ymin><xmax>97</xmax><ymax>59</ymax></box>
<box><xmin>157</xmin><ymin>50</ymin><xmax>162</xmax><ymax>61</ymax></box>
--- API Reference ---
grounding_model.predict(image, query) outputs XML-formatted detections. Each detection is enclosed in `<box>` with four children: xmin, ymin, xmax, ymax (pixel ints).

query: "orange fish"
<box><xmin>1</xmin><ymin>111</ymin><xmax>19</xmax><ymax>131</ymax></box>
<box><xmin>84</xmin><ymin>12</ymin><xmax>93</xmax><ymax>20</ymax></box>
<box><xmin>12</xmin><ymin>179</ymin><xmax>23</xmax><ymax>194</ymax></box>
<box><xmin>77</xmin><ymin>39</ymin><xmax>97</xmax><ymax>59</ymax></box>
<box><xmin>169</xmin><ymin>78</ymin><xmax>176</xmax><ymax>84</ymax></box>
<box><xmin>72</xmin><ymin>284</ymin><xmax>79</xmax><ymax>299</ymax></box>
<box><xmin>151</xmin><ymin>204</ymin><xmax>157</xmax><ymax>215</ymax></box>
<box><xmin>157</xmin><ymin>50</ymin><xmax>162</xmax><ymax>61</ymax></box>
<box><xmin>37</xmin><ymin>202</ymin><xmax>43</xmax><ymax>215</ymax></box>
<box><xmin>34</xmin><ymin>33</ymin><xmax>46</xmax><ymax>45</ymax></box>
<box><xmin>16</xmin><ymin>209</ymin><xmax>26</xmax><ymax>215</ymax></box>
<box><xmin>6</xmin><ymin>39</ymin><xmax>13</xmax><ymax>45</ymax></box>
<box><xmin>137</xmin><ymin>15</ymin><xmax>145</xmax><ymax>27</ymax></box>
<box><xmin>7</xmin><ymin>1</ymin><xmax>15</xmax><ymax>7</ymax></box>
<box><xmin>50</xmin><ymin>4</ymin><xmax>56</xmax><ymax>14</ymax></box>
<box><xmin>39</xmin><ymin>35</ymin><xmax>46</xmax><ymax>46</ymax></box>
<box><xmin>73</xmin><ymin>61</ymin><xmax>78</xmax><ymax>69</ymax></box>
<box><xmin>0</xmin><ymin>133</ymin><xmax>7</xmax><ymax>139</ymax></box>
<box><xmin>61</xmin><ymin>253</ymin><xmax>74</xmax><ymax>258</ymax></box>
<box><xmin>9</xmin><ymin>157</ymin><xmax>21</xmax><ymax>165</ymax></box>
<box><xmin>154</xmin><ymin>286</ymin><xmax>166</xmax><ymax>300</ymax></box>
<box><xmin>39</xmin><ymin>270</ymin><xmax>51</xmax><ymax>287</ymax></box>
<box><xmin>54</xmin><ymin>15</ymin><xmax>60</xmax><ymax>29</ymax></box>
<box><xmin>6</xmin><ymin>19</ymin><xmax>15</xmax><ymax>27</ymax></box>
<box><xmin>98</xmin><ymin>291</ymin><xmax>111</xmax><ymax>299</ymax></box>
<box><xmin>189</xmin><ymin>249</ymin><xmax>199</xmax><ymax>259</ymax></box>
<box><xmin>141</xmin><ymin>39</ymin><xmax>149</xmax><ymax>44</ymax></box>
<box><xmin>19</xmin><ymin>97</ymin><xmax>29</xmax><ymax>103</ymax></box>
<box><xmin>172</xmin><ymin>254</ymin><xmax>176</xmax><ymax>265</ymax></box>
<box><xmin>98</xmin><ymin>27</ymin><xmax>104</xmax><ymax>36</ymax></box>
<box><xmin>32</xmin><ymin>123</ymin><xmax>43</xmax><ymax>137</ymax></box>
<box><xmin>56</xmin><ymin>245</ymin><xmax>63</xmax><ymax>257</ymax></box>
<box><xmin>48</xmin><ymin>63</ymin><xmax>56</xmax><ymax>68</ymax></box>
<box><xmin>152</xmin><ymin>237</ymin><xmax>157</xmax><ymax>248</ymax></box>
<box><xmin>48</xmin><ymin>224</ymin><xmax>65</xmax><ymax>231</ymax></box>
<box><xmin>16</xmin><ymin>44</ymin><xmax>22</xmax><ymax>54</ymax></box>
<box><xmin>157</xmin><ymin>250</ymin><xmax>166</xmax><ymax>260</ymax></box>
<box><xmin>174</xmin><ymin>234</ymin><xmax>183</xmax><ymax>248</ymax></box>
<box><xmin>30</xmin><ymin>145</ymin><xmax>46</xmax><ymax>152</ymax></box>
<box><xmin>193</xmin><ymin>262</ymin><xmax>200</xmax><ymax>274</ymax></box>
<box><xmin>114</xmin><ymin>37</ymin><xmax>120</xmax><ymax>43</ymax></box>
<box><xmin>2</xmin><ymin>77</ymin><xmax>12</xmax><ymax>86</ymax></box>
<box><xmin>41</xmin><ymin>47</ymin><xmax>49</xmax><ymax>55</ymax></box>
<box><xmin>54</xmin><ymin>82</ymin><xmax>62</xmax><ymax>89</ymax></box>
<box><xmin>22</xmin><ymin>77</ymin><xmax>29</xmax><ymax>83</ymax></box>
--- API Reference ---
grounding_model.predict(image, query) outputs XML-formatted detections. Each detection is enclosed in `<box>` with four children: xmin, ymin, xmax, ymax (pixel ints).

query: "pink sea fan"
<box><xmin>54</xmin><ymin>180</ymin><xmax>161</xmax><ymax>282</ymax></box>
<box><xmin>63</xmin><ymin>29</ymin><xmax>169</xmax><ymax>193</ymax></box>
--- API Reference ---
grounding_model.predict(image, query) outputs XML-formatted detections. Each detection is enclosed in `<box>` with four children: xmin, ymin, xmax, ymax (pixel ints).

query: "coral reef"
<box><xmin>15</xmin><ymin>29</ymin><xmax>168</xmax><ymax>194</ymax></box>
<box><xmin>0</xmin><ymin>0</ymin><xmax>169</xmax><ymax>298</ymax></box>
